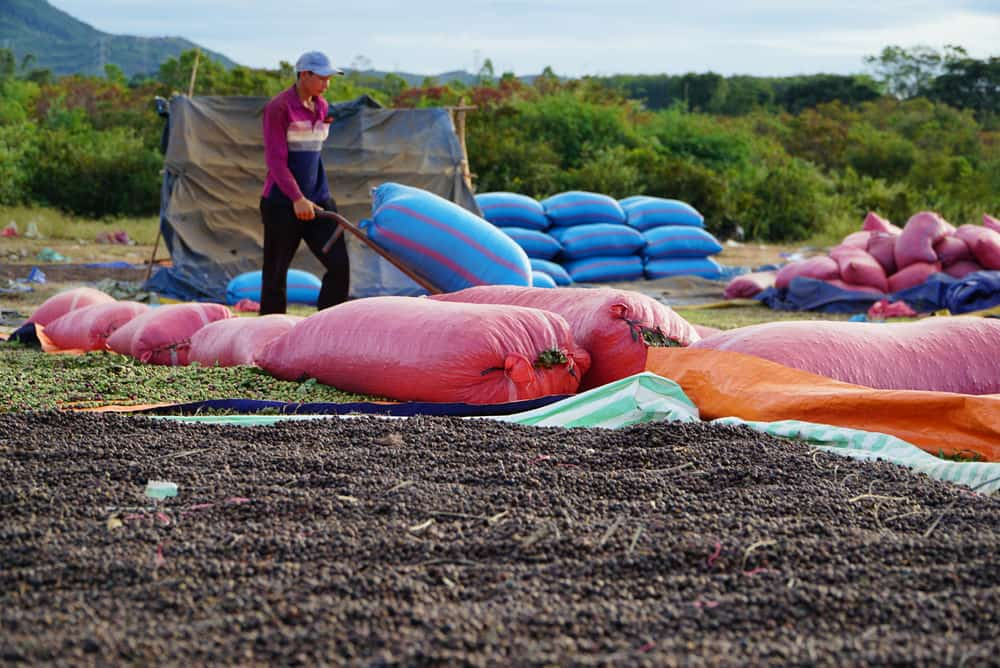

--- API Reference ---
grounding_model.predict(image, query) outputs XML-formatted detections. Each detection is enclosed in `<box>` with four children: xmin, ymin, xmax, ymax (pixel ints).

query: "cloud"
<box><xmin>747</xmin><ymin>10</ymin><xmax>1000</xmax><ymax>59</ymax></box>
<box><xmin>45</xmin><ymin>0</ymin><xmax>1000</xmax><ymax>77</ymax></box>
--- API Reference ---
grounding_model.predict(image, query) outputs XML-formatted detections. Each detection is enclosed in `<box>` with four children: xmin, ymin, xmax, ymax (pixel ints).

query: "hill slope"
<box><xmin>0</xmin><ymin>0</ymin><xmax>236</xmax><ymax>78</ymax></box>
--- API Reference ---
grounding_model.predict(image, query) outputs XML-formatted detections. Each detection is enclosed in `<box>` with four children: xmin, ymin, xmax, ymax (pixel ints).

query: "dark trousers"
<box><xmin>259</xmin><ymin>197</ymin><xmax>350</xmax><ymax>315</ymax></box>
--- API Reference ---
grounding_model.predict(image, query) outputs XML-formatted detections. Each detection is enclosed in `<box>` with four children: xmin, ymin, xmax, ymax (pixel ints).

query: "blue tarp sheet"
<box><xmin>755</xmin><ymin>271</ymin><xmax>1000</xmax><ymax>314</ymax></box>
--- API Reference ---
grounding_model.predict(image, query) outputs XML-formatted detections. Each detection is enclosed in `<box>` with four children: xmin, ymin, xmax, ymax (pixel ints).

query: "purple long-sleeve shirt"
<box><xmin>261</xmin><ymin>85</ymin><xmax>331</xmax><ymax>205</ymax></box>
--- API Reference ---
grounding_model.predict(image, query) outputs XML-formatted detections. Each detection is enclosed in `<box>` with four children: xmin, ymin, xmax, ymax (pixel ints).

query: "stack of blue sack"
<box><xmin>541</xmin><ymin>191</ymin><xmax>646</xmax><ymax>282</ymax></box>
<box><xmin>477</xmin><ymin>191</ymin><xmax>726</xmax><ymax>285</ymax></box>
<box><xmin>620</xmin><ymin>196</ymin><xmax>724</xmax><ymax>280</ymax></box>
<box><xmin>475</xmin><ymin>192</ymin><xmax>571</xmax><ymax>288</ymax></box>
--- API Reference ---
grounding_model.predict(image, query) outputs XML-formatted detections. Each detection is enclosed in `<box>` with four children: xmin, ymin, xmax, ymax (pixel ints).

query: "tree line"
<box><xmin>599</xmin><ymin>46</ymin><xmax>1000</xmax><ymax>122</ymax></box>
<box><xmin>0</xmin><ymin>45</ymin><xmax>996</xmax><ymax>241</ymax></box>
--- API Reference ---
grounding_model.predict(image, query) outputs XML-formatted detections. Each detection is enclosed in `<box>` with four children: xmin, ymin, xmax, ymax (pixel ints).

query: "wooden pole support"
<box><xmin>187</xmin><ymin>49</ymin><xmax>201</xmax><ymax>97</ymax></box>
<box><xmin>144</xmin><ymin>225</ymin><xmax>162</xmax><ymax>282</ymax></box>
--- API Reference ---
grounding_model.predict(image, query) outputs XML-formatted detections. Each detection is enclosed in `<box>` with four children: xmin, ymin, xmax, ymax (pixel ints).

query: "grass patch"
<box><xmin>804</xmin><ymin>211</ymin><xmax>864</xmax><ymax>249</ymax></box>
<box><xmin>0</xmin><ymin>345</ymin><xmax>375</xmax><ymax>411</ymax></box>
<box><xmin>0</xmin><ymin>204</ymin><xmax>159</xmax><ymax>245</ymax></box>
<box><xmin>673</xmin><ymin>302</ymin><xmax>853</xmax><ymax>330</ymax></box>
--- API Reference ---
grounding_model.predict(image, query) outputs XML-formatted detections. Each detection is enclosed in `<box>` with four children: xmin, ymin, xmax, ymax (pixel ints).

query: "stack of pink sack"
<box><xmin>756</xmin><ymin>211</ymin><xmax>1000</xmax><ymax>297</ymax></box>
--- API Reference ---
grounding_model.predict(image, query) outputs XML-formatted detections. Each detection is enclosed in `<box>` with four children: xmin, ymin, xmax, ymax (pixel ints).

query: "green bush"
<box><xmin>566</xmin><ymin>145</ymin><xmax>644</xmax><ymax>199</ymax></box>
<box><xmin>0</xmin><ymin>123</ymin><xmax>38</xmax><ymax>205</ymax></box>
<box><xmin>738</xmin><ymin>159</ymin><xmax>834</xmax><ymax>241</ymax></box>
<box><xmin>643</xmin><ymin>108</ymin><xmax>752</xmax><ymax>171</ymax></box>
<box><xmin>845</xmin><ymin>123</ymin><xmax>918</xmax><ymax>181</ymax></box>
<box><xmin>0</xmin><ymin>78</ymin><xmax>38</xmax><ymax>125</ymax></box>
<box><xmin>513</xmin><ymin>93</ymin><xmax>638</xmax><ymax>169</ymax></box>
<box><xmin>622</xmin><ymin>148</ymin><xmax>730</xmax><ymax>229</ymax></box>
<box><xmin>833</xmin><ymin>168</ymin><xmax>916</xmax><ymax>226</ymax></box>
<box><xmin>466</xmin><ymin>108</ymin><xmax>564</xmax><ymax>197</ymax></box>
<box><xmin>28</xmin><ymin>126</ymin><xmax>161</xmax><ymax>217</ymax></box>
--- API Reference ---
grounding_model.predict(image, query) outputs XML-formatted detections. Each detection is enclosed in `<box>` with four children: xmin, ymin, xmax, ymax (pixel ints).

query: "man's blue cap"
<box><xmin>295</xmin><ymin>51</ymin><xmax>344</xmax><ymax>77</ymax></box>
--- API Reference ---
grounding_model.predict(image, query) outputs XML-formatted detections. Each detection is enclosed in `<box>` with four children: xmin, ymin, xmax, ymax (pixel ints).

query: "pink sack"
<box><xmin>28</xmin><ymin>287</ymin><xmax>116</xmax><ymax>326</ymax></box>
<box><xmin>692</xmin><ymin>324</ymin><xmax>723</xmax><ymax>339</ymax></box>
<box><xmin>867</xmin><ymin>299</ymin><xmax>918</xmax><ymax>320</ymax></box>
<box><xmin>690</xmin><ymin>317</ymin><xmax>1000</xmax><ymax>394</ymax></box>
<box><xmin>837</xmin><ymin>231</ymin><xmax>872</xmax><ymax>250</ymax></box>
<box><xmin>984</xmin><ymin>214</ymin><xmax>1000</xmax><ymax>233</ymax></box>
<box><xmin>774</xmin><ymin>256</ymin><xmax>840</xmax><ymax>290</ymax></box>
<box><xmin>888</xmin><ymin>262</ymin><xmax>941</xmax><ymax>293</ymax></box>
<box><xmin>256</xmin><ymin>297</ymin><xmax>590</xmax><ymax>403</ymax></box>
<box><xmin>189</xmin><ymin>315</ymin><xmax>302</xmax><ymax>367</ymax></box>
<box><xmin>944</xmin><ymin>260</ymin><xmax>984</xmax><ymax>278</ymax></box>
<box><xmin>723</xmin><ymin>271</ymin><xmax>776</xmax><ymax>299</ymax></box>
<box><xmin>429</xmin><ymin>285</ymin><xmax>700</xmax><ymax>390</ymax></box>
<box><xmin>954</xmin><ymin>224</ymin><xmax>1000</xmax><ymax>270</ymax></box>
<box><xmin>866</xmin><ymin>232</ymin><xmax>898</xmax><ymax>275</ymax></box>
<box><xmin>933</xmin><ymin>235</ymin><xmax>972</xmax><ymax>265</ymax></box>
<box><xmin>862</xmin><ymin>211</ymin><xmax>901</xmax><ymax>235</ymax></box>
<box><xmin>830</xmin><ymin>247</ymin><xmax>888</xmax><ymax>293</ymax></box>
<box><xmin>106</xmin><ymin>303</ymin><xmax>233</xmax><ymax>365</ymax></box>
<box><xmin>43</xmin><ymin>301</ymin><xmax>150</xmax><ymax>351</ymax></box>
<box><xmin>894</xmin><ymin>211</ymin><xmax>954</xmax><ymax>269</ymax></box>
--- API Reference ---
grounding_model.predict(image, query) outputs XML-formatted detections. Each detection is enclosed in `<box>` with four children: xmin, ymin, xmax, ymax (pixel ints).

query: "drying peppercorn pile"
<box><xmin>2</xmin><ymin>412</ymin><xmax>998</xmax><ymax>665</ymax></box>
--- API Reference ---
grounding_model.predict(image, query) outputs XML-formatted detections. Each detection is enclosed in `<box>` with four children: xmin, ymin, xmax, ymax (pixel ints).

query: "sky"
<box><xmin>47</xmin><ymin>0</ymin><xmax>1000</xmax><ymax>78</ymax></box>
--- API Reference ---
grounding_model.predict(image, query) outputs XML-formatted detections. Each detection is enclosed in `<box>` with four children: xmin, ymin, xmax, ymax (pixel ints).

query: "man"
<box><xmin>259</xmin><ymin>50</ymin><xmax>349</xmax><ymax>314</ymax></box>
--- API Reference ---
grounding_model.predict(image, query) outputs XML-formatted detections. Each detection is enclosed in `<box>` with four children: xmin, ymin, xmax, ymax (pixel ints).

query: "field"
<box><xmin>2</xmin><ymin>207</ymin><xmax>998</xmax><ymax>664</ymax></box>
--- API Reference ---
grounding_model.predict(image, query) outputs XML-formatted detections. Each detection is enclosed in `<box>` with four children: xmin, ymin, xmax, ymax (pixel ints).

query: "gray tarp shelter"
<box><xmin>145</xmin><ymin>94</ymin><xmax>479</xmax><ymax>302</ymax></box>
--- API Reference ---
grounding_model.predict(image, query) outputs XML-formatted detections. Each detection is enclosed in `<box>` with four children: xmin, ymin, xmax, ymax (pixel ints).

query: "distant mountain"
<box><xmin>0</xmin><ymin>0</ymin><xmax>237</xmax><ymax>78</ymax></box>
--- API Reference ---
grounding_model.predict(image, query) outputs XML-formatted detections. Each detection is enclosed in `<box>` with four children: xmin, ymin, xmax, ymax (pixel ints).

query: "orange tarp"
<box><xmin>646</xmin><ymin>348</ymin><xmax>1000</xmax><ymax>462</ymax></box>
<box><xmin>36</xmin><ymin>325</ymin><xmax>87</xmax><ymax>355</ymax></box>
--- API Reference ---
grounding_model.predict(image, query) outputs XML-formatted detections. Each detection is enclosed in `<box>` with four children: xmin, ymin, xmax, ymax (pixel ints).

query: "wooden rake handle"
<box><xmin>315</xmin><ymin>210</ymin><xmax>442</xmax><ymax>295</ymax></box>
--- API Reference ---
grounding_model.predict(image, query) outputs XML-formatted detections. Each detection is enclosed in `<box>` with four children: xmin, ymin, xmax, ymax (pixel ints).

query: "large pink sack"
<box><xmin>954</xmin><ymin>224</ymin><xmax>1000</xmax><ymax>270</ymax></box>
<box><xmin>692</xmin><ymin>324</ymin><xmax>723</xmax><ymax>338</ymax></box>
<box><xmin>984</xmin><ymin>214</ymin><xmax>1000</xmax><ymax>233</ymax></box>
<box><xmin>774</xmin><ymin>256</ymin><xmax>839</xmax><ymax>290</ymax></box>
<box><xmin>862</xmin><ymin>211</ymin><xmax>901</xmax><ymax>235</ymax></box>
<box><xmin>723</xmin><ymin>271</ymin><xmax>776</xmax><ymax>299</ymax></box>
<box><xmin>835</xmin><ymin>231</ymin><xmax>872</xmax><ymax>250</ymax></box>
<box><xmin>429</xmin><ymin>285</ymin><xmax>700</xmax><ymax>390</ymax></box>
<box><xmin>866</xmin><ymin>232</ymin><xmax>898</xmax><ymax>275</ymax></box>
<box><xmin>256</xmin><ymin>297</ymin><xmax>590</xmax><ymax>403</ymax></box>
<box><xmin>894</xmin><ymin>211</ymin><xmax>954</xmax><ymax>268</ymax></box>
<box><xmin>888</xmin><ymin>262</ymin><xmax>941</xmax><ymax>293</ymax></box>
<box><xmin>933</xmin><ymin>235</ymin><xmax>972</xmax><ymax>265</ymax></box>
<box><xmin>43</xmin><ymin>301</ymin><xmax>150</xmax><ymax>351</ymax></box>
<box><xmin>106</xmin><ymin>303</ymin><xmax>233</xmax><ymax>365</ymax></box>
<box><xmin>829</xmin><ymin>247</ymin><xmax>888</xmax><ymax>293</ymax></box>
<box><xmin>189</xmin><ymin>315</ymin><xmax>302</xmax><ymax>367</ymax></box>
<box><xmin>28</xmin><ymin>287</ymin><xmax>116</xmax><ymax>326</ymax></box>
<box><xmin>690</xmin><ymin>317</ymin><xmax>1000</xmax><ymax>394</ymax></box>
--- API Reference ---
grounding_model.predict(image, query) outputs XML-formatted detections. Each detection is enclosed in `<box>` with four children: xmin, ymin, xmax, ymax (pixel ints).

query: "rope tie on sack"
<box><xmin>480</xmin><ymin>348</ymin><xmax>573</xmax><ymax>376</ymax></box>
<box><xmin>622</xmin><ymin>317</ymin><xmax>682</xmax><ymax>347</ymax></box>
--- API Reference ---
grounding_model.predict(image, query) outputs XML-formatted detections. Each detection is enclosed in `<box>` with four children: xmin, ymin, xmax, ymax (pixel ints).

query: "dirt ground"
<box><xmin>2</xmin><ymin>412</ymin><xmax>997</xmax><ymax>665</ymax></box>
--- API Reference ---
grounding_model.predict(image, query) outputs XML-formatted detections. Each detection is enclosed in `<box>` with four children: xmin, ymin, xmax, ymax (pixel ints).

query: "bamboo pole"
<box><xmin>449</xmin><ymin>100</ymin><xmax>477</xmax><ymax>191</ymax></box>
<box><xmin>147</xmin><ymin>50</ymin><xmax>201</xmax><ymax>280</ymax></box>
<box><xmin>187</xmin><ymin>48</ymin><xmax>201</xmax><ymax>97</ymax></box>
